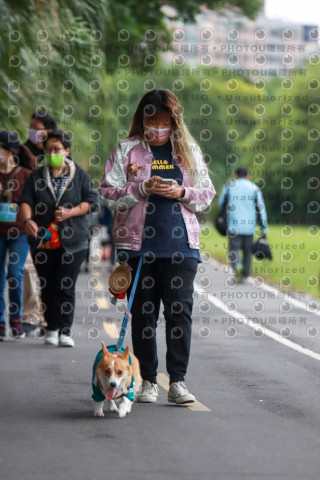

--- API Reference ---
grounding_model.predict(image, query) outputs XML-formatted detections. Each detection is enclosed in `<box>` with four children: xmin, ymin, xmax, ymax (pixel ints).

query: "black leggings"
<box><xmin>31</xmin><ymin>248</ymin><xmax>87</xmax><ymax>334</ymax></box>
<box><xmin>126</xmin><ymin>257</ymin><xmax>198</xmax><ymax>384</ymax></box>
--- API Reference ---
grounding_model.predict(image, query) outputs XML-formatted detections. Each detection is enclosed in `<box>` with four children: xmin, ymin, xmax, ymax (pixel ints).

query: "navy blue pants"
<box><xmin>126</xmin><ymin>257</ymin><xmax>198</xmax><ymax>384</ymax></box>
<box><xmin>228</xmin><ymin>234</ymin><xmax>254</xmax><ymax>277</ymax></box>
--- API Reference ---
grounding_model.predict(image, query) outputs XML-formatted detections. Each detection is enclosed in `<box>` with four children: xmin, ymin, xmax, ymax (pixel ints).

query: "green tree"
<box><xmin>103</xmin><ymin>0</ymin><xmax>263</xmax><ymax>72</ymax></box>
<box><xmin>237</xmin><ymin>65</ymin><xmax>320</xmax><ymax>224</ymax></box>
<box><xmin>0</xmin><ymin>0</ymin><xmax>263</xmax><ymax>131</ymax></box>
<box><xmin>0</xmin><ymin>0</ymin><xmax>108</xmax><ymax>133</ymax></box>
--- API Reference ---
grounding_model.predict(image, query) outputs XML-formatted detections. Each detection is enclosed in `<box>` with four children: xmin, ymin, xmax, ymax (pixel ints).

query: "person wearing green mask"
<box><xmin>20</xmin><ymin>130</ymin><xmax>98</xmax><ymax>347</ymax></box>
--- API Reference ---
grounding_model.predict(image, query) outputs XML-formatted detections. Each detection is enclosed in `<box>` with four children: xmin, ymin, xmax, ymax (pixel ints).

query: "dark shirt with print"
<box><xmin>118</xmin><ymin>140</ymin><xmax>201</xmax><ymax>262</ymax></box>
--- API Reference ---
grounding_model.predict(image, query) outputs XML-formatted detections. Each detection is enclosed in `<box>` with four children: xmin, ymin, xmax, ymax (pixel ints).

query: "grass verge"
<box><xmin>200</xmin><ymin>224</ymin><xmax>319</xmax><ymax>299</ymax></box>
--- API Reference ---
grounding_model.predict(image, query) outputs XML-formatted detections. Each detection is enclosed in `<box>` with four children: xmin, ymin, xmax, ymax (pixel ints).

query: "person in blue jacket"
<box><xmin>218</xmin><ymin>167</ymin><xmax>268</xmax><ymax>283</ymax></box>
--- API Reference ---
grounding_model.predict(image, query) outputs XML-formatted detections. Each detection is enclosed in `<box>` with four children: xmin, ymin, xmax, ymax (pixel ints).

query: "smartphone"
<box><xmin>160</xmin><ymin>179</ymin><xmax>174</xmax><ymax>186</ymax></box>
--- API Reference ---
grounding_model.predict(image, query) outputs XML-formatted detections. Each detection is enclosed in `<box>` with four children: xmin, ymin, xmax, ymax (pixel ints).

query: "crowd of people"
<box><xmin>0</xmin><ymin>113</ymin><xmax>103</xmax><ymax>344</ymax></box>
<box><xmin>1</xmin><ymin>89</ymin><xmax>268</xmax><ymax>404</ymax></box>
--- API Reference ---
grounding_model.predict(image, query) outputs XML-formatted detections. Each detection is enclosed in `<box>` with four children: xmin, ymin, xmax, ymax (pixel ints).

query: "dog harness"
<box><xmin>92</xmin><ymin>345</ymin><xmax>135</xmax><ymax>402</ymax></box>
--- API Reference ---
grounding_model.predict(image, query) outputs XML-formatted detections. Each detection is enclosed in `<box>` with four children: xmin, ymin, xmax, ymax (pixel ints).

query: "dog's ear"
<box><xmin>120</xmin><ymin>345</ymin><xmax>130</xmax><ymax>360</ymax></box>
<box><xmin>101</xmin><ymin>341</ymin><xmax>110</xmax><ymax>357</ymax></box>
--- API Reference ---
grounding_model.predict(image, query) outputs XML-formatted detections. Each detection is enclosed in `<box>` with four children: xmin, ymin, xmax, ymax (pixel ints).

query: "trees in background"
<box><xmin>2</xmin><ymin>0</ymin><xmax>318</xmax><ymax>224</ymax></box>
<box><xmin>85</xmin><ymin>66</ymin><xmax>319</xmax><ymax>225</ymax></box>
<box><xmin>0</xmin><ymin>0</ymin><xmax>263</xmax><ymax>122</ymax></box>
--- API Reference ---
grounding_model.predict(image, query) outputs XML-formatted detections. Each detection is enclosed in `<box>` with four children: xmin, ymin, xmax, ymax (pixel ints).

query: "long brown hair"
<box><xmin>128</xmin><ymin>89</ymin><xmax>197</xmax><ymax>171</ymax></box>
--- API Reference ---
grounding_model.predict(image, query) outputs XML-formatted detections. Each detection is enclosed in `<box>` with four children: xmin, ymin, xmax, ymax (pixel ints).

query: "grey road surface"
<box><xmin>1</xmin><ymin>258</ymin><xmax>320</xmax><ymax>480</ymax></box>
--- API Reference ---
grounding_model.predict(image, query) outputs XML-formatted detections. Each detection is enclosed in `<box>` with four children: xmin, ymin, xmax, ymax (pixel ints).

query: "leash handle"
<box><xmin>116</xmin><ymin>256</ymin><xmax>143</xmax><ymax>350</ymax></box>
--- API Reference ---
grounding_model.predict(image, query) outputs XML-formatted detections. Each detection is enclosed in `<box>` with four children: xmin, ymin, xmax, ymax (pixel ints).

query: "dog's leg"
<box><xmin>106</xmin><ymin>400</ymin><xmax>118</xmax><ymax>413</ymax></box>
<box><xmin>118</xmin><ymin>396</ymin><xmax>132</xmax><ymax>418</ymax></box>
<box><xmin>93</xmin><ymin>400</ymin><xmax>104</xmax><ymax>417</ymax></box>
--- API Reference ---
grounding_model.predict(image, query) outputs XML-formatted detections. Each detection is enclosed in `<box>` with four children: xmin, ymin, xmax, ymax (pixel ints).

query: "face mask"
<box><xmin>143</xmin><ymin>124</ymin><xmax>172</xmax><ymax>143</ymax></box>
<box><xmin>29</xmin><ymin>128</ymin><xmax>45</xmax><ymax>145</ymax></box>
<box><xmin>45</xmin><ymin>153</ymin><xmax>64</xmax><ymax>167</ymax></box>
<box><xmin>0</xmin><ymin>154</ymin><xmax>7</xmax><ymax>163</ymax></box>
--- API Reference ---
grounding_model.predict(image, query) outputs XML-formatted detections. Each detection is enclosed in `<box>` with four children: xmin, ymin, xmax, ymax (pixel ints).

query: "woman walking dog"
<box><xmin>99</xmin><ymin>89</ymin><xmax>215</xmax><ymax>404</ymax></box>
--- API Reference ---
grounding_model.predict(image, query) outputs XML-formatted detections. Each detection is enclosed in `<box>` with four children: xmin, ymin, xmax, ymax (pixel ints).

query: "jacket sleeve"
<box><xmin>92</xmin><ymin>352</ymin><xmax>105</xmax><ymax>402</ymax></box>
<box><xmin>80</xmin><ymin>169</ymin><xmax>100</xmax><ymax>206</ymax></box>
<box><xmin>18</xmin><ymin>171</ymin><xmax>36</xmax><ymax>210</ymax></box>
<box><xmin>218</xmin><ymin>184</ymin><xmax>227</xmax><ymax>207</ymax></box>
<box><xmin>178</xmin><ymin>144</ymin><xmax>216</xmax><ymax>213</ymax></box>
<box><xmin>256</xmin><ymin>189</ymin><xmax>268</xmax><ymax>234</ymax></box>
<box><xmin>98</xmin><ymin>142</ymin><xmax>147</xmax><ymax>211</ymax></box>
<box><xmin>92</xmin><ymin>378</ymin><xmax>106</xmax><ymax>403</ymax></box>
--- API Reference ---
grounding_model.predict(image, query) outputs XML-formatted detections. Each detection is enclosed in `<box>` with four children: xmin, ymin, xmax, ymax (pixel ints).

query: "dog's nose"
<box><xmin>110</xmin><ymin>381</ymin><xmax>117</xmax><ymax>388</ymax></box>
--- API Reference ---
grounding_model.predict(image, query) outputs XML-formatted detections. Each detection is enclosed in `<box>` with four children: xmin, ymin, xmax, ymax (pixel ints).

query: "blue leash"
<box><xmin>115</xmin><ymin>256</ymin><xmax>143</xmax><ymax>350</ymax></box>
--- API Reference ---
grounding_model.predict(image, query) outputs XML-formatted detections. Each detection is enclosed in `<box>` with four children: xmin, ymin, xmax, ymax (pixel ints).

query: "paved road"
<box><xmin>1</xmin><ymin>256</ymin><xmax>320</xmax><ymax>480</ymax></box>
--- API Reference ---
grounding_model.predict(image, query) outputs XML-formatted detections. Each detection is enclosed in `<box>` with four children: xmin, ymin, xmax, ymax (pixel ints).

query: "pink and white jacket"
<box><xmin>99</xmin><ymin>136</ymin><xmax>216</xmax><ymax>251</ymax></box>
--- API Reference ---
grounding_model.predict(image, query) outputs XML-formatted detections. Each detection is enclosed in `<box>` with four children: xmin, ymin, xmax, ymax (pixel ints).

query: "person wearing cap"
<box><xmin>218</xmin><ymin>167</ymin><xmax>268</xmax><ymax>283</ymax></box>
<box><xmin>22</xmin><ymin>111</ymin><xmax>58</xmax><ymax>170</ymax></box>
<box><xmin>0</xmin><ymin>131</ymin><xmax>31</xmax><ymax>339</ymax></box>
<box><xmin>99</xmin><ymin>89</ymin><xmax>215</xmax><ymax>405</ymax></box>
<box><xmin>20</xmin><ymin>130</ymin><xmax>98</xmax><ymax>347</ymax></box>
<box><xmin>21</xmin><ymin>112</ymin><xmax>58</xmax><ymax>337</ymax></box>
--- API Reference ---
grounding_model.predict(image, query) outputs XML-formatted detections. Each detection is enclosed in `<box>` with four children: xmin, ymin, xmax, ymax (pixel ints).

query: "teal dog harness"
<box><xmin>92</xmin><ymin>345</ymin><xmax>135</xmax><ymax>402</ymax></box>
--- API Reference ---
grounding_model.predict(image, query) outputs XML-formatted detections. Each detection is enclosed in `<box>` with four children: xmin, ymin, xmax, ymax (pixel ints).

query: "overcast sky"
<box><xmin>265</xmin><ymin>0</ymin><xmax>320</xmax><ymax>27</ymax></box>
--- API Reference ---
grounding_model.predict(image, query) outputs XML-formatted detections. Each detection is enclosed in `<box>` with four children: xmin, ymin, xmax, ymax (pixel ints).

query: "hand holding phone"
<box><xmin>159</xmin><ymin>179</ymin><xmax>174</xmax><ymax>186</ymax></box>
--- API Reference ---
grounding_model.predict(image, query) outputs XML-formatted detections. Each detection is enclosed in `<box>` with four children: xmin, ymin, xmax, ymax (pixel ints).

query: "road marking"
<box><xmin>247</xmin><ymin>277</ymin><xmax>320</xmax><ymax>317</ymax></box>
<box><xmin>103</xmin><ymin>321</ymin><xmax>131</xmax><ymax>345</ymax></box>
<box><xmin>210</xmin><ymin>259</ymin><xmax>320</xmax><ymax>317</ymax></box>
<box><xmin>195</xmin><ymin>283</ymin><xmax>320</xmax><ymax>363</ymax></box>
<box><xmin>157</xmin><ymin>373</ymin><xmax>211</xmax><ymax>412</ymax></box>
<box><xmin>103</xmin><ymin>322</ymin><xmax>118</xmax><ymax>339</ymax></box>
<box><xmin>89</xmin><ymin>271</ymin><xmax>110</xmax><ymax>310</ymax></box>
<box><xmin>96</xmin><ymin>297</ymin><xmax>109</xmax><ymax>310</ymax></box>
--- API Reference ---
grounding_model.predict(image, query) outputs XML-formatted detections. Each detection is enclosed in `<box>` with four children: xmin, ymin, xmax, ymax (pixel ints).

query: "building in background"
<box><xmin>163</xmin><ymin>7</ymin><xmax>320</xmax><ymax>75</ymax></box>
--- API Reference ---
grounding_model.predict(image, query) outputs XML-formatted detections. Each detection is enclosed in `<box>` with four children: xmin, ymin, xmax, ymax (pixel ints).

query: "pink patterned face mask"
<box><xmin>29</xmin><ymin>128</ymin><xmax>45</xmax><ymax>145</ymax></box>
<box><xmin>143</xmin><ymin>123</ymin><xmax>172</xmax><ymax>143</ymax></box>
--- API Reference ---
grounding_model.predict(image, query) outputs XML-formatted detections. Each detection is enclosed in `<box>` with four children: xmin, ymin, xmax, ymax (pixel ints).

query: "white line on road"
<box><xmin>195</xmin><ymin>283</ymin><xmax>320</xmax><ymax>363</ymax></box>
<box><xmin>247</xmin><ymin>276</ymin><xmax>320</xmax><ymax>318</ymax></box>
<box><xmin>210</xmin><ymin>259</ymin><xmax>320</xmax><ymax>317</ymax></box>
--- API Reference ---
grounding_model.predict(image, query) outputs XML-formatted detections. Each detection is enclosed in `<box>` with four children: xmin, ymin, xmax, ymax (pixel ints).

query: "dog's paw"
<box><xmin>106</xmin><ymin>400</ymin><xmax>118</xmax><ymax>413</ymax></box>
<box><xmin>93</xmin><ymin>401</ymin><xmax>104</xmax><ymax>417</ymax></box>
<box><xmin>117</xmin><ymin>397</ymin><xmax>132</xmax><ymax>418</ymax></box>
<box><xmin>117</xmin><ymin>406</ymin><xmax>129</xmax><ymax>418</ymax></box>
<box><xmin>94</xmin><ymin>409</ymin><xmax>104</xmax><ymax>417</ymax></box>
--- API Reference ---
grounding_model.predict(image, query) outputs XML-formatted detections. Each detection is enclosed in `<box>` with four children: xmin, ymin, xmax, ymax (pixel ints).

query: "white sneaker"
<box><xmin>136</xmin><ymin>380</ymin><xmax>159</xmax><ymax>403</ymax></box>
<box><xmin>168</xmin><ymin>382</ymin><xmax>195</xmax><ymax>404</ymax></box>
<box><xmin>44</xmin><ymin>330</ymin><xmax>59</xmax><ymax>346</ymax></box>
<box><xmin>59</xmin><ymin>334</ymin><xmax>75</xmax><ymax>347</ymax></box>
